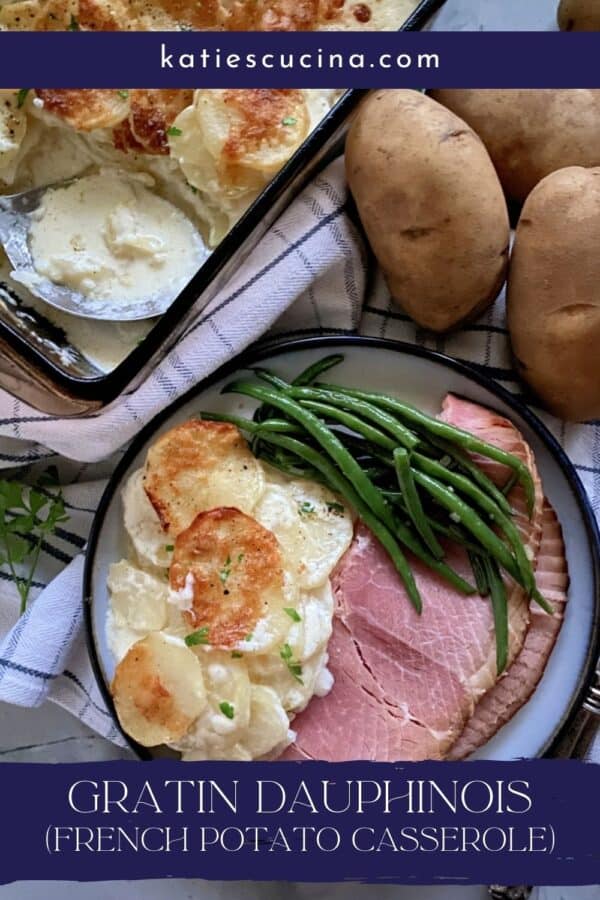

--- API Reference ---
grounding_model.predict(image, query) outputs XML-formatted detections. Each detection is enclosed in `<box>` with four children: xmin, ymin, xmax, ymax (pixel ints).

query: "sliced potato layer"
<box><xmin>35</xmin><ymin>89</ymin><xmax>130</xmax><ymax>132</ymax></box>
<box><xmin>108</xmin><ymin>560</ymin><xmax>168</xmax><ymax>632</ymax></box>
<box><xmin>171</xmin><ymin>507</ymin><xmax>289</xmax><ymax>649</ymax></box>
<box><xmin>122</xmin><ymin>468</ymin><xmax>171</xmax><ymax>570</ymax></box>
<box><xmin>254</xmin><ymin>479</ymin><xmax>353</xmax><ymax>589</ymax></box>
<box><xmin>111</xmin><ymin>632</ymin><xmax>206</xmax><ymax>746</ymax></box>
<box><xmin>143</xmin><ymin>419</ymin><xmax>264</xmax><ymax>537</ymax></box>
<box><xmin>0</xmin><ymin>90</ymin><xmax>27</xmax><ymax>180</ymax></box>
<box><xmin>169</xmin><ymin>89</ymin><xmax>309</xmax><ymax>195</ymax></box>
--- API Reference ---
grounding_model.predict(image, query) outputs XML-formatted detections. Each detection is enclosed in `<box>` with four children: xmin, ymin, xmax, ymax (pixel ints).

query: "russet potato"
<box><xmin>345</xmin><ymin>90</ymin><xmax>509</xmax><ymax>332</ymax></box>
<box><xmin>431</xmin><ymin>89</ymin><xmax>600</xmax><ymax>203</ymax></box>
<box><xmin>507</xmin><ymin>166</ymin><xmax>600</xmax><ymax>421</ymax></box>
<box><xmin>558</xmin><ymin>0</ymin><xmax>600</xmax><ymax>30</ymax></box>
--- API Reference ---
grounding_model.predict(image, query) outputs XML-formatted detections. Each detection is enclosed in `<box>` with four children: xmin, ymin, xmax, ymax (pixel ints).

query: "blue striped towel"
<box><xmin>0</xmin><ymin>156</ymin><xmax>597</xmax><ymax>755</ymax></box>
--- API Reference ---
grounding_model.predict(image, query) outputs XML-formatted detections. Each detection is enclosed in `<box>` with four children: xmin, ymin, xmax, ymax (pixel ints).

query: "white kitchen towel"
<box><xmin>0</xmin><ymin>156</ymin><xmax>598</xmax><ymax>758</ymax></box>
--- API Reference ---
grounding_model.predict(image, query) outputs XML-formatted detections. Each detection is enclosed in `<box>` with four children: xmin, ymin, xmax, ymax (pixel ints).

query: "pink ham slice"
<box><xmin>448</xmin><ymin>500</ymin><xmax>568</xmax><ymax>758</ymax></box>
<box><xmin>281</xmin><ymin>395</ymin><xmax>546</xmax><ymax>762</ymax></box>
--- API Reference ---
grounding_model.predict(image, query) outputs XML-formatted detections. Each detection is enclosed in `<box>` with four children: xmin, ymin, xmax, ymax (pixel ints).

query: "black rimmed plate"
<box><xmin>84</xmin><ymin>336</ymin><xmax>600</xmax><ymax>760</ymax></box>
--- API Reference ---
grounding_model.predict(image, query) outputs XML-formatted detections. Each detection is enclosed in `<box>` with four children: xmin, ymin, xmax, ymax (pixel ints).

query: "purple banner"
<box><xmin>0</xmin><ymin>32</ymin><xmax>598</xmax><ymax>88</ymax></box>
<box><xmin>0</xmin><ymin>759</ymin><xmax>598</xmax><ymax>884</ymax></box>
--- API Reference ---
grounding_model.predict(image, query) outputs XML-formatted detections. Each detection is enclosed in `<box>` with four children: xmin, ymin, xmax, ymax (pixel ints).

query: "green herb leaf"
<box><xmin>219</xmin><ymin>701</ymin><xmax>235</xmax><ymax>719</ymax></box>
<box><xmin>68</xmin><ymin>14</ymin><xmax>79</xmax><ymax>29</ymax></box>
<box><xmin>185</xmin><ymin>627</ymin><xmax>210</xmax><ymax>647</ymax></box>
<box><xmin>281</xmin><ymin>116</ymin><xmax>297</xmax><ymax>126</ymax></box>
<box><xmin>326</xmin><ymin>501</ymin><xmax>345</xmax><ymax>516</ymax></box>
<box><xmin>231</xmin><ymin>651</ymin><xmax>243</xmax><ymax>659</ymax></box>
<box><xmin>280</xmin><ymin>643</ymin><xmax>303</xmax><ymax>684</ymax></box>
<box><xmin>167</xmin><ymin>126</ymin><xmax>182</xmax><ymax>137</ymax></box>
<box><xmin>117</xmin><ymin>90</ymin><xmax>129</xmax><ymax>100</ymax></box>
<box><xmin>284</xmin><ymin>607</ymin><xmax>301</xmax><ymax>622</ymax></box>
<box><xmin>297</xmin><ymin>501</ymin><xmax>316</xmax><ymax>518</ymax></box>
<box><xmin>0</xmin><ymin>473</ymin><xmax>69</xmax><ymax>614</ymax></box>
<box><xmin>244</xmin><ymin>633</ymin><xmax>254</xmax><ymax>642</ymax></box>
<box><xmin>16</xmin><ymin>89</ymin><xmax>30</xmax><ymax>109</ymax></box>
<box><xmin>219</xmin><ymin>554</ymin><xmax>232</xmax><ymax>585</ymax></box>
<box><xmin>165</xmin><ymin>544</ymin><xmax>174</xmax><ymax>552</ymax></box>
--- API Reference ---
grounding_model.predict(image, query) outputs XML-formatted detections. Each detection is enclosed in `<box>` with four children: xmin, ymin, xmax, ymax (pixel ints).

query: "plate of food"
<box><xmin>84</xmin><ymin>336</ymin><xmax>600</xmax><ymax>761</ymax></box>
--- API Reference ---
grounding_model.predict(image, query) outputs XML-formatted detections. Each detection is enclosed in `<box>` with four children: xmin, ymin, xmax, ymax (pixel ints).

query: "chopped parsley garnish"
<box><xmin>219</xmin><ymin>554</ymin><xmax>232</xmax><ymax>585</ymax></box>
<box><xmin>184</xmin><ymin>627</ymin><xmax>210</xmax><ymax>647</ymax></box>
<box><xmin>284</xmin><ymin>607</ymin><xmax>301</xmax><ymax>623</ymax></box>
<box><xmin>297</xmin><ymin>501</ymin><xmax>316</xmax><ymax>518</ymax></box>
<box><xmin>326</xmin><ymin>501</ymin><xmax>345</xmax><ymax>517</ymax></box>
<box><xmin>167</xmin><ymin>126</ymin><xmax>182</xmax><ymax>137</ymax></box>
<box><xmin>188</xmin><ymin>183</ymin><xmax>198</xmax><ymax>194</ymax></box>
<box><xmin>280</xmin><ymin>643</ymin><xmax>303</xmax><ymax>684</ymax></box>
<box><xmin>244</xmin><ymin>633</ymin><xmax>254</xmax><ymax>642</ymax></box>
<box><xmin>16</xmin><ymin>89</ymin><xmax>29</xmax><ymax>109</ymax></box>
<box><xmin>231</xmin><ymin>651</ymin><xmax>243</xmax><ymax>659</ymax></box>
<box><xmin>68</xmin><ymin>14</ymin><xmax>79</xmax><ymax>29</ymax></box>
<box><xmin>282</xmin><ymin>116</ymin><xmax>297</xmax><ymax>126</ymax></box>
<box><xmin>165</xmin><ymin>544</ymin><xmax>174</xmax><ymax>552</ymax></box>
<box><xmin>237</xmin><ymin>553</ymin><xmax>245</xmax><ymax>562</ymax></box>
<box><xmin>219</xmin><ymin>701</ymin><xmax>235</xmax><ymax>719</ymax></box>
<box><xmin>117</xmin><ymin>90</ymin><xmax>129</xmax><ymax>100</ymax></box>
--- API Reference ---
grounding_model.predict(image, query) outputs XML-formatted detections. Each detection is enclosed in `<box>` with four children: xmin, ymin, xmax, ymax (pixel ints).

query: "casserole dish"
<box><xmin>0</xmin><ymin>0</ymin><xmax>447</xmax><ymax>415</ymax></box>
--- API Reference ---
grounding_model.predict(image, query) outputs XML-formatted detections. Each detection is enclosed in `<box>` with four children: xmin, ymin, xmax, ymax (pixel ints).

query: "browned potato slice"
<box><xmin>169</xmin><ymin>89</ymin><xmax>309</xmax><ymax>194</ymax></box>
<box><xmin>170</xmin><ymin>507</ymin><xmax>288</xmax><ymax>649</ymax></box>
<box><xmin>35</xmin><ymin>89</ymin><xmax>130</xmax><ymax>132</ymax></box>
<box><xmin>111</xmin><ymin>632</ymin><xmax>206</xmax><ymax>746</ymax></box>
<box><xmin>113</xmin><ymin>89</ymin><xmax>194</xmax><ymax>156</ymax></box>
<box><xmin>143</xmin><ymin>419</ymin><xmax>264</xmax><ymax>537</ymax></box>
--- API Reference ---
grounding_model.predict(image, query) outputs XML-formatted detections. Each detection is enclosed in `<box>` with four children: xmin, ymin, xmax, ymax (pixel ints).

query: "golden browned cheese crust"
<box><xmin>35</xmin><ymin>88</ymin><xmax>130</xmax><ymax>131</ymax></box>
<box><xmin>171</xmin><ymin>507</ymin><xmax>284</xmax><ymax>647</ymax></box>
<box><xmin>1</xmin><ymin>0</ymin><xmax>408</xmax><ymax>30</ymax></box>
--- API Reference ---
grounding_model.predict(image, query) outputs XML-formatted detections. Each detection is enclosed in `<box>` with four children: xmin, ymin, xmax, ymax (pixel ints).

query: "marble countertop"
<box><xmin>2</xmin><ymin>0</ymin><xmax>596</xmax><ymax>897</ymax></box>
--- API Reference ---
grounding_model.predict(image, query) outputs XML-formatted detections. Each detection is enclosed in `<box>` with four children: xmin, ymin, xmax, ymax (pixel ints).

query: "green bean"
<box><xmin>502</xmin><ymin>471</ymin><xmax>519</xmax><ymax>496</ymax></box>
<box><xmin>482</xmin><ymin>556</ymin><xmax>509</xmax><ymax>674</ymax></box>
<box><xmin>301</xmin><ymin>400</ymin><xmax>397</xmax><ymax>451</ymax></box>
<box><xmin>201</xmin><ymin>411</ymin><xmax>300</xmax><ymax>435</ymax></box>
<box><xmin>414</xmin><ymin>432</ymin><xmax>514</xmax><ymax>518</ymax></box>
<box><xmin>251</xmin><ymin>355</ymin><xmax>343</xmax><ymax>423</ymax></box>
<box><xmin>468</xmin><ymin>550</ymin><xmax>490</xmax><ymax>597</ymax></box>
<box><xmin>316</xmin><ymin>383</ymin><xmax>535</xmax><ymax>517</ymax></box>
<box><xmin>412</xmin><ymin>451</ymin><xmax>535</xmax><ymax>595</ymax></box>
<box><xmin>290</xmin><ymin>385</ymin><xmax>420</xmax><ymax>450</ymax></box>
<box><xmin>292</xmin><ymin>354</ymin><xmax>345</xmax><ymax>387</ymax></box>
<box><xmin>394</xmin><ymin>448</ymin><xmax>444</xmax><ymax>560</ymax></box>
<box><xmin>412</xmin><ymin>469</ymin><xmax>522</xmax><ymax>583</ymax></box>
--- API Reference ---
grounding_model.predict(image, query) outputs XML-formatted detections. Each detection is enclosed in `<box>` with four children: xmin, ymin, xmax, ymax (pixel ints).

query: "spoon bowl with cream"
<box><xmin>0</xmin><ymin>169</ymin><xmax>208</xmax><ymax>320</ymax></box>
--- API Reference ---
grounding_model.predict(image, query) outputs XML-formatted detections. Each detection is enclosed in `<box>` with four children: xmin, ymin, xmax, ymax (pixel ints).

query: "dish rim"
<box><xmin>83</xmin><ymin>333</ymin><xmax>600</xmax><ymax>760</ymax></box>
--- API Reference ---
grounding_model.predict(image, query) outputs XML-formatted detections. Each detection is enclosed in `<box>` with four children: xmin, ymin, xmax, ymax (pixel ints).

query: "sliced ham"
<box><xmin>282</xmin><ymin>395</ymin><xmax>548</xmax><ymax>762</ymax></box>
<box><xmin>448</xmin><ymin>500</ymin><xmax>568</xmax><ymax>759</ymax></box>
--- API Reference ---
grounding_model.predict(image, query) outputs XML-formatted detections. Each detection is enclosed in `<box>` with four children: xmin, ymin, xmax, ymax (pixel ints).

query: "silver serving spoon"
<box><xmin>0</xmin><ymin>179</ymin><xmax>206</xmax><ymax>322</ymax></box>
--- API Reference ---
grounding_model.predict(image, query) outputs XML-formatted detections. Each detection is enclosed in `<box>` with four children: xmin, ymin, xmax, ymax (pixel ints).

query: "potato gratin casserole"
<box><xmin>108</xmin><ymin>419</ymin><xmax>353</xmax><ymax>758</ymax></box>
<box><xmin>0</xmin><ymin>87</ymin><xmax>339</xmax><ymax>247</ymax></box>
<box><xmin>0</xmin><ymin>0</ymin><xmax>418</xmax><ymax>31</ymax></box>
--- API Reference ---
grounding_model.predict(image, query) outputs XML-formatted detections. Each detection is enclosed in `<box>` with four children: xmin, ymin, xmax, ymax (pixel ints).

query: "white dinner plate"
<box><xmin>84</xmin><ymin>336</ymin><xmax>600</xmax><ymax>761</ymax></box>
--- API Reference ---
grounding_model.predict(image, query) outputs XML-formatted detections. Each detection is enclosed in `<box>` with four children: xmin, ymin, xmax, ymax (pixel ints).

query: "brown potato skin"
<box><xmin>345</xmin><ymin>90</ymin><xmax>509</xmax><ymax>332</ymax></box>
<box><xmin>507</xmin><ymin>166</ymin><xmax>600</xmax><ymax>421</ymax></box>
<box><xmin>431</xmin><ymin>89</ymin><xmax>600</xmax><ymax>203</ymax></box>
<box><xmin>558</xmin><ymin>0</ymin><xmax>600</xmax><ymax>30</ymax></box>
